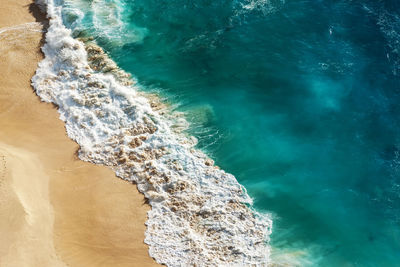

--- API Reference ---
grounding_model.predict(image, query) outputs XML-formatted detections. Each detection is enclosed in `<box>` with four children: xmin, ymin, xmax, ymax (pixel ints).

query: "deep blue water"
<box><xmin>63</xmin><ymin>0</ymin><xmax>400</xmax><ymax>265</ymax></box>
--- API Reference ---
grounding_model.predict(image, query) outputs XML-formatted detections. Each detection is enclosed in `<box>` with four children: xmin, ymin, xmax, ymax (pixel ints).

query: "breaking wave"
<box><xmin>32</xmin><ymin>0</ymin><xmax>272</xmax><ymax>266</ymax></box>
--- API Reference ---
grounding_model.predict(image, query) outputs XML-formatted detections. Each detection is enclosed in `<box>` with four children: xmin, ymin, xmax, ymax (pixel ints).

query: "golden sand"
<box><xmin>0</xmin><ymin>1</ymin><xmax>159</xmax><ymax>266</ymax></box>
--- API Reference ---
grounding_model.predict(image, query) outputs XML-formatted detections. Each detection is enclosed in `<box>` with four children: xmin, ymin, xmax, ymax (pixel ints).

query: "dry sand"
<box><xmin>0</xmin><ymin>1</ymin><xmax>159</xmax><ymax>266</ymax></box>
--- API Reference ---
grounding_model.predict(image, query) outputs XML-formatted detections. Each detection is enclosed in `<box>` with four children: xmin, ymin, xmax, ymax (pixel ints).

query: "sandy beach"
<box><xmin>0</xmin><ymin>1</ymin><xmax>158</xmax><ymax>266</ymax></box>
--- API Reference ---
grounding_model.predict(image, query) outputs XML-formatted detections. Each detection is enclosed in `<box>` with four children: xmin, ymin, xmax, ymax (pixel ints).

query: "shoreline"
<box><xmin>31</xmin><ymin>0</ymin><xmax>272</xmax><ymax>265</ymax></box>
<box><xmin>0</xmin><ymin>1</ymin><xmax>158</xmax><ymax>266</ymax></box>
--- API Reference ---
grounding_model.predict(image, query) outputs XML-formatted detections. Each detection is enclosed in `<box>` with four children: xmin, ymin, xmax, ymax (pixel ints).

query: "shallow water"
<box><xmin>60</xmin><ymin>0</ymin><xmax>400</xmax><ymax>265</ymax></box>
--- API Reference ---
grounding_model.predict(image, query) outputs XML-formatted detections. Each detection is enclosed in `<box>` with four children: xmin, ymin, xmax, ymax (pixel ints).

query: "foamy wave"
<box><xmin>91</xmin><ymin>0</ymin><xmax>148</xmax><ymax>45</ymax></box>
<box><xmin>60</xmin><ymin>0</ymin><xmax>148</xmax><ymax>46</ymax></box>
<box><xmin>33</xmin><ymin>0</ymin><xmax>272</xmax><ymax>266</ymax></box>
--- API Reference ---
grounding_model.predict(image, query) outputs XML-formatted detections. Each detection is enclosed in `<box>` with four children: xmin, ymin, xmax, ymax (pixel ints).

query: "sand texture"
<box><xmin>0</xmin><ymin>1</ymin><xmax>159</xmax><ymax>266</ymax></box>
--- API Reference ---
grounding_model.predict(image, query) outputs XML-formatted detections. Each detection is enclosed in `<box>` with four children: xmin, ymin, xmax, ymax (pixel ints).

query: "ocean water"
<box><xmin>38</xmin><ymin>0</ymin><xmax>400</xmax><ymax>266</ymax></box>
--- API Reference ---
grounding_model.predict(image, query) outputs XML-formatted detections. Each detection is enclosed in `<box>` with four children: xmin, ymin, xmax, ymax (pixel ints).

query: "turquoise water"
<box><xmin>62</xmin><ymin>0</ymin><xmax>400</xmax><ymax>265</ymax></box>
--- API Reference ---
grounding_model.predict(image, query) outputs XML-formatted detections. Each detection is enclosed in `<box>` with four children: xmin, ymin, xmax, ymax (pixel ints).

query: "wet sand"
<box><xmin>0</xmin><ymin>1</ymin><xmax>159</xmax><ymax>266</ymax></box>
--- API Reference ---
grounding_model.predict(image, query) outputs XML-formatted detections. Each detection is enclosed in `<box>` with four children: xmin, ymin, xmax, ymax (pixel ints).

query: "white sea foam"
<box><xmin>241</xmin><ymin>0</ymin><xmax>276</xmax><ymax>14</ymax></box>
<box><xmin>378</xmin><ymin>11</ymin><xmax>400</xmax><ymax>76</ymax></box>
<box><xmin>361</xmin><ymin>3</ymin><xmax>400</xmax><ymax>76</ymax></box>
<box><xmin>32</xmin><ymin>0</ymin><xmax>272</xmax><ymax>266</ymax></box>
<box><xmin>0</xmin><ymin>22</ymin><xmax>43</xmax><ymax>36</ymax></box>
<box><xmin>91</xmin><ymin>0</ymin><xmax>148</xmax><ymax>45</ymax></box>
<box><xmin>0</xmin><ymin>22</ymin><xmax>44</xmax><ymax>54</ymax></box>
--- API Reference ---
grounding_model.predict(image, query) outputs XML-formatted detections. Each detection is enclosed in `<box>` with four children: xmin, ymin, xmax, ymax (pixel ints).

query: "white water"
<box><xmin>0</xmin><ymin>22</ymin><xmax>42</xmax><ymax>35</ymax></box>
<box><xmin>32</xmin><ymin>0</ymin><xmax>272</xmax><ymax>266</ymax></box>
